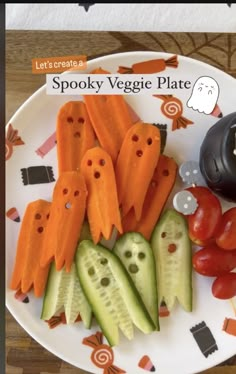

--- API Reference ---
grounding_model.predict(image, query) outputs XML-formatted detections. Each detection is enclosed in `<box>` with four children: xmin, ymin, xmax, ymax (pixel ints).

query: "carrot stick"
<box><xmin>115</xmin><ymin>123</ymin><xmax>161</xmax><ymax>221</ymax></box>
<box><xmin>121</xmin><ymin>155</ymin><xmax>178</xmax><ymax>240</ymax></box>
<box><xmin>118</xmin><ymin>55</ymin><xmax>178</xmax><ymax>74</ymax></box>
<box><xmin>81</xmin><ymin>146</ymin><xmax>122</xmax><ymax>244</ymax></box>
<box><xmin>84</xmin><ymin>68</ymin><xmax>134</xmax><ymax>163</ymax></box>
<box><xmin>40</xmin><ymin>171</ymin><xmax>87</xmax><ymax>272</ymax></box>
<box><xmin>10</xmin><ymin>199</ymin><xmax>51</xmax><ymax>297</ymax></box>
<box><xmin>89</xmin><ymin>67</ymin><xmax>141</xmax><ymax>124</ymax></box>
<box><xmin>56</xmin><ymin>101</ymin><xmax>95</xmax><ymax>174</ymax></box>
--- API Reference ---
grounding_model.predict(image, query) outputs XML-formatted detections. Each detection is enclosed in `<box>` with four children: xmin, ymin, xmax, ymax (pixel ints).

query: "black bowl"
<box><xmin>199</xmin><ymin>112</ymin><xmax>236</xmax><ymax>202</ymax></box>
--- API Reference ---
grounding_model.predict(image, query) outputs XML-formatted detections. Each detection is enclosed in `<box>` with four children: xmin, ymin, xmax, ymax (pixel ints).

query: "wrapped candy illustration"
<box><xmin>5</xmin><ymin>123</ymin><xmax>24</xmax><ymax>160</ymax></box>
<box><xmin>21</xmin><ymin>166</ymin><xmax>55</xmax><ymax>185</ymax></box>
<box><xmin>118</xmin><ymin>55</ymin><xmax>178</xmax><ymax>74</ymax></box>
<box><xmin>83</xmin><ymin>331</ymin><xmax>126</xmax><ymax>374</ymax></box>
<box><xmin>190</xmin><ymin>321</ymin><xmax>218</xmax><ymax>358</ymax></box>
<box><xmin>35</xmin><ymin>131</ymin><xmax>57</xmax><ymax>158</ymax></box>
<box><xmin>153</xmin><ymin>95</ymin><xmax>194</xmax><ymax>131</ymax></box>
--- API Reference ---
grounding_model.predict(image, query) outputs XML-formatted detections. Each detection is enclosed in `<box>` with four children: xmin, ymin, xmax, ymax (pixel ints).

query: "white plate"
<box><xmin>6</xmin><ymin>52</ymin><xmax>236</xmax><ymax>374</ymax></box>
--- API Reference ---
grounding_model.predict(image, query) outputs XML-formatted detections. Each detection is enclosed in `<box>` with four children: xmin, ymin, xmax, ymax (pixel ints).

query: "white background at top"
<box><xmin>6</xmin><ymin>3</ymin><xmax>236</xmax><ymax>32</ymax></box>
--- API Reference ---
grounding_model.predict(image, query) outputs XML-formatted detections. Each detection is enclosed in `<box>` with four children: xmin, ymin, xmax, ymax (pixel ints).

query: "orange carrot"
<box><xmin>84</xmin><ymin>69</ymin><xmax>134</xmax><ymax>163</ymax></box>
<box><xmin>10</xmin><ymin>199</ymin><xmax>51</xmax><ymax>297</ymax></box>
<box><xmin>40</xmin><ymin>171</ymin><xmax>87</xmax><ymax>272</ymax></box>
<box><xmin>89</xmin><ymin>67</ymin><xmax>141</xmax><ymax>124</ymax></box>
<box><xmin>121</xmin><ymin>155</ymin><xmax>178</xmax><ymax>240</ymax></box>
<box><xmin>118</xmin><ymin>55</ymin><xmax>178</xmax><ymax>74</ymax></box>
<box><xmin>80</xmin><ymin>146</ymin><xmax>122</xmax><ymax>244</ymax></box>
<box><xmin>115</xmin><ymin>123</ymin><xmax>161</xmax><ymax>221</ymax></box>
<box><xmin>56</xmin><ymin>101</ymin><xmax>95</xmax><ymax>174</ymax></box>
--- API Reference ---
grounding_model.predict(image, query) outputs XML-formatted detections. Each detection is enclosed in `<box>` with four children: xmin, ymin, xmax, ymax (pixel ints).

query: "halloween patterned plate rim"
<box><xmin>6</xmin><ymin>51</ymin><xmax>236</xmax><ymax>374</ymax></box>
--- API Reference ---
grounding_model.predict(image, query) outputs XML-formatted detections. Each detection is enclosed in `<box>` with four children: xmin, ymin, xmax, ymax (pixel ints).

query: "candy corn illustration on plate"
<box><xmin>6</xmin><ymin>52</ymin><xmax>236</xmax><ymax>374</ymax></box>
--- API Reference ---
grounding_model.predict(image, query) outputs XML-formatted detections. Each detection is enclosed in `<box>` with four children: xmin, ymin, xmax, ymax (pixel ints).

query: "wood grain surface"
<box><xmin>6</xmin><ymin>30</ymin><xmax>236</xmax><ymax>374</ymax></box>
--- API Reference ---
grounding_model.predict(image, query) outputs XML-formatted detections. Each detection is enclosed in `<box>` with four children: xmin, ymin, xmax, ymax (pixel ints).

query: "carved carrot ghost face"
<box><xmin>187</xmin><ymin>76</ymin><xmax>219</xmax><ymax>115</ymax></box>
<box><xmin>56</xmin><ymin>101</ymin><xmax>95</xmax><ymax>173</ymax></box>
<box><xmin>52</xmin><ymin>171</ymin><xmax>87</xmax><ymax>214</ymax></box>
<box><xmin>10</xmin><ymin>199</ymin><xmax>51</xmax><ymax>296</ymax></box>
<box><xmin>81</xmin><ymin>147</ymin><xmax>122</xmax><ymax>244</ymax></box>
<box><xmin>40</xmin><ymin>171</ymin><xmax>87</xmax><ymax>272</ymax></box>
<box><xmin>81</xmin><ymin>147</ymin><xmax>113</xmax><ymax>191</ymax></box>
<box><xmin>57</xmin><ymin>101</ymin><xmax>89</xmax><ymax>138</ymax></box>
<box><xmin>30</xmin><ymin>200</ymin><xmax>51</xmax><ymax>236</ymax></box>
<box><xmin>115</xmin><ymin>123</ymin><xmax>161</xmax><ymax>220</ymax></box>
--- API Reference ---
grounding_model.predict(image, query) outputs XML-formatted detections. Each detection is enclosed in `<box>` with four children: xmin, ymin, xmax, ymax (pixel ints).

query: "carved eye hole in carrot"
<box><xmin>81</xmin><ymin>147</ymin><xmax>122</xmax><ymax>244</ymax></box>
<box><xmin>10</xmin><ymin>199</ymin><xmax>51</xmax><ymax>297</ymax></box>
<box><xmin>56</xmin><ymin>101</ymin><xmax>95</xmax><ymax>174</ymax></box>
<box><xmin>40</xmin><ymin>171</ymin><xmax>87</xmax><ymax>272</ymax></box>
<box><xmin>121</xmin><ymin>155</ymin><xmax>178</xmax><ymax>240</ymax></box>
<box><xmin>115</xmin><ymin>123</ymin><xmax>161</xmax><ymax>221</ymax></box>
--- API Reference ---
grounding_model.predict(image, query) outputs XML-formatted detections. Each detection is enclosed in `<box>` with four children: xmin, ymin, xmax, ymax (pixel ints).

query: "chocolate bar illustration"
<box><xmin>190</xmin><ymin>321</ymin><xmax>218</xmax><ymax>358</ymax></box>
<box><xmin>222</xmin><ymin>318</ymin><xmax>236</xmax><ymax>336</ymax></box>
<box><xmin>35</xmin><ymin>132</ymin><xmax>57</xmax><ymax>158</ymax></box>
<box><xmin>21</xmin><ymin>166</ymin><xmax>55</xmax><ymax>185</ymax></box>
<box><xmin>152</xmin><ymin>123</ymin><xmax>167</xmax><ymax>154</ymax></box>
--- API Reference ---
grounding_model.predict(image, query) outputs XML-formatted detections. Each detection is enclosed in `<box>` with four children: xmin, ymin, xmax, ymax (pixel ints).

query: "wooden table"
<box><xmin>6</xmin><ymin>30</ymin><xmax>236</xmax><ymax>374</ymax></box>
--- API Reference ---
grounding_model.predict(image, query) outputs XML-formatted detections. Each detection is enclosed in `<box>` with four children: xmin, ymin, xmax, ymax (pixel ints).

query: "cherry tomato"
<box><xmin>193</xmin><ymin>244</ymin><xmax>236</xmax><ymax>276</ymax></box>
<box><xmin>212</xmin><ymin>273</ymin><xmax>236</xmax><ymax>299</ymax></box>
<box><xmin>187</xmin><ymin>186</ymin><xmax>222</xmax><ymax>245</ymax></box>
<box><xmin>215</xmin><ymin>207</ymin><xmax>236</xmax><ymax>250</ymax></box>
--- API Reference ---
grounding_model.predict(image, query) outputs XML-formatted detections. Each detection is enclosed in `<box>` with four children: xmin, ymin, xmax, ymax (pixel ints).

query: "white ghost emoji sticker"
<box><xmin>187</xmin><ymin>76</ymin><xmax>219</xmax><ymax>115</ymax></box>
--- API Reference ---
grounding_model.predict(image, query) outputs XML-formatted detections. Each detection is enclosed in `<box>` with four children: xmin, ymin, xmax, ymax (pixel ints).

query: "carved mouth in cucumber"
<box><xmin>75</xmin><ymin>240</ymin><xmax>155</xmax><ymax>346</ymax></box>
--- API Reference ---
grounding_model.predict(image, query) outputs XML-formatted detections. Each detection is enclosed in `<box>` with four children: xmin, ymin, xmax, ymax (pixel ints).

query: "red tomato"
<box><xmin>212</xmin><ymin>273</ymin><xmax>236</xmax><ymax>299</ymax></box>
<box><xmin>216</xmin><ymin>207</ymin><xmax>236</xmax><ymax>250</ymax></box>
<box><xmin>187</xmin><ymin>186</ymin><xmax>222</xmax><ymax>245</ymax></box>
<box><xmin>193</xmin><ymin>245</ymin><xmax>236</xmax><ymax>276</ymax></box>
